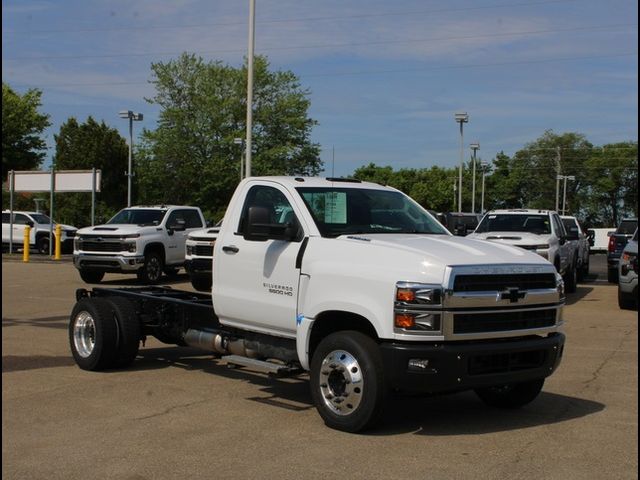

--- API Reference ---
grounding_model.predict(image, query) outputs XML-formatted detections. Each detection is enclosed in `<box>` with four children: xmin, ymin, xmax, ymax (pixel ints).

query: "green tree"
<box><xmin>2</xmin><ymin>83</ymin><xmax>51</xmax><ymax>180</ymax></box>
<box><xmin>136</xmin><ymin>53</ymin><xmax>322</xmax><ymax>221</ymax></box>
<box><xmin>53</xmin><ymin>117</ymin><xmax>128</xmax><ymax>226</ymax></box>
<box><xmin>583</xmin><ymin>142</ymin><xmax>638</xmax><ymax>226</ymax></box>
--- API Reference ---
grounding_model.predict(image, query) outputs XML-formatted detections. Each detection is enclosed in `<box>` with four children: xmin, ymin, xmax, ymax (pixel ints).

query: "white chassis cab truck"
<box><xmin>69</xmin><ymin>177</ymin><xmax>566</xmax><ymax>432</ymax></box>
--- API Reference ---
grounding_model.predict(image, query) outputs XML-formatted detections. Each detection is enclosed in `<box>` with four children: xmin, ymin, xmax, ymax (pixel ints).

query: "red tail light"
<box><xmin>608</xmin><ymin>235</ymin><xmax>616</xmax><ymax>253</ymax></box>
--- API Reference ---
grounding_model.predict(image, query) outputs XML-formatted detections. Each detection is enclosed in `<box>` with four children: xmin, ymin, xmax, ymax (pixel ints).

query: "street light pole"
<box><xmin>234</xmin><ymin>138</ymin><xmax>245</xmax><ymax>181</ymax></box>
<box><xmin>562</xmin><ymin>175</ymin><xmax>575</xmax><ymax>215</ymax></box>
<box><xmin>119</xmin><ymin>110</ymin><xmax>143</xmax><ymax>207</ymax></box>
<box><xmin>470</xmin><ymin>142</ymin><xmax>480</xmax><ymax>213</ymax></box>
<box><xmin>454</xmin><ymin>113</ymin><xmax>469</xmax><ymax>213</ymax></box>
<box><xmin>480</xmin><ymin>161</ymin><xmax>488</xmax><ymax>214</ymax></box>
<box><xmin>245</xmin><ymin>0</ymin><xmax>256</xmax><ymax>177</ymax></box>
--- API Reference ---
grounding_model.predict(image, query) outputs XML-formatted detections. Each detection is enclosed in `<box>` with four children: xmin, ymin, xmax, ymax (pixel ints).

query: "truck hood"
<box><xmin>76</xmin><ymin>224</ymin><xmax>159</xmax><ymax>236</ymax></box>
<box><xmin>467</xmin><ymin>231</ymin><xmax>551</xmax><ymax>246</ymax></box>
<box><xmin>333</xmin><ymin>233</ymin><xmax>547</xmax><ymax>266</ymax></box>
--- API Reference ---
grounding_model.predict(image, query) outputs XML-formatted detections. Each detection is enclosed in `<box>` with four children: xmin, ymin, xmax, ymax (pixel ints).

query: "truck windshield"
<box><xmin>617</xmin><ymin>220</ymin><xmax>638</xmax><ymax>235</ymax></box>
<box><xmin>107</xmin><ymin>209</ymin><xmax>167</xmax><ymax>226</ymax></box>
<box><xmin>296</xmin><ymin>187</ymin><xmax>448</xmax><ymax>237</ymax></box>
<box><xmin>476</xmin><ymin>214</ymin><xmax>551</xmax><ymax>235</ymax></box>
<box><xmin>30</xmin><ymin>213</ymin><xmax>52</xmax><ymax>224</ymax></box>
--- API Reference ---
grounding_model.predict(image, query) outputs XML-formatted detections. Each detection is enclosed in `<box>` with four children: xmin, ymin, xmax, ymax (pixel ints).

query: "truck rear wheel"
<box><xmin>474</xmin><ymin>378</ymin><xmax>545</xmax><ymax>409</ymax></box>
<box><xmin>69</xmin><ymin>298</ymin><xmax>118</xmax><ymax>371</ymax></box>
<box><xmin>310</xmin><ymin>331</ymin><xmax>387</xmax><ymax>433</ymax></box>
<box><xmin>106</xmin><ymin>297</ymin><xmax>141</xmax><ymax>367</ymax></box>
<box><xmin>190</xmin><ymin>274</ymin><xmax>212</xmax><ymax>292</ymax></box>
<box><xmin>137</xmin><ymin>251</ymin><xmax>164</xmax><ymax>284</ymax></box>
<box><xmin>79</xmin><ymin>269</ymin><xmax>105</xmax><ymax>284</ymax></box>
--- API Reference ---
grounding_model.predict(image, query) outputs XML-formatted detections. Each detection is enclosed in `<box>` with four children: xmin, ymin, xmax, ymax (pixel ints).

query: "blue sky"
<box><xmin>2</xmin><ymin>0</ymin><xmax>637</xmax><ymax>177</ymax></box>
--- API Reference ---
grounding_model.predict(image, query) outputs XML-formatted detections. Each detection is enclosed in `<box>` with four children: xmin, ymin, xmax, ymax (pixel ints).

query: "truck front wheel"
<box><xmin>79</xmin><ymin>269</ymin><xmax>105</xmax><ymax>284</ymax></box>
<box><xmin>474</xmin><ymin>378</ymin><xmax>545</xmax><ymax>409</ymax></box>
<box><xmin>69</xmin><ymin>298</ymin><xmax>118</xmax><ymax>371</ymax></box>
<box><xmin>190</xmin><ymin>274</ymin><xmax>212</xmax><ymax>292</ymax></box>
<box><xmin>310</xmin><ymin>331</ymin><xmax>387</xmax><ymax>433</ymax></box>
<box><xmin>137</xmin><ymin>251</ymin><xmax>164</xmax><ymax>284</ymax></box>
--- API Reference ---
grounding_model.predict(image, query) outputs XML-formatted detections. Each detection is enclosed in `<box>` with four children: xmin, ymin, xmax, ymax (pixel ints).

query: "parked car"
<box><xmin>561</xmin><ymin>215</ymin><xmax>590</xmax><ymax>280</ymax></box>
<box><xmin>2</xmin><ymin>210</ymin><xmax>77</xmax><ymax>254</ymax></box>
<box><xmin>469</xmin><ymin>209</ymin><xmax>578</xmax><ymax>292</ymax></box>
<box><xmin>618</xmin><ymin>229</ymin><xmax>638</xmax><ymax>310</ymax></box>
<box><xmin>184</xmin><ymin>223</ymin><xmax>221</xmax><ymax>292</ymax></box>
<box><xmin>444</xmin><ymin>212</ymin><xmax>482</xmax><ymax>236</ymax></box>
<box><xmin>607</xmin><ymin>218</ymin><xmax>638</xmax><ymax>283</ymax></box>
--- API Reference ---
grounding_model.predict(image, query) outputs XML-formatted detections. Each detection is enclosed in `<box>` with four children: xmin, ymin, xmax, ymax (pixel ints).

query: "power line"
<box><xmin>2</xmin><ymin>0</ymin><xmax>581</xmax><ymax>36</ymax></box>
<box><xmin>7</xmin><ymin>51</ymin><xmax>637</xmax><ymax>88</ymax></box>
<box><xmin>4</xmin><ymin>23</ymin><xmax>636</xmax><ymax>62</ymax></box>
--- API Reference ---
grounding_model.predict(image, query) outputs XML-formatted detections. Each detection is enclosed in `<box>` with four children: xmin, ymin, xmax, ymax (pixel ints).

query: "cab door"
<box><xmin>213</xmin><ymin>183</ymin><xmax>305</xmax><ymax>338</ymax></box>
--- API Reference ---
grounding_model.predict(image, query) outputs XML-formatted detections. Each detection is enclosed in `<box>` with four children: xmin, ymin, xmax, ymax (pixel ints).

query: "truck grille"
<box><xmin>80</xmin><ymin>241</ymin><xmax>124</xmax><ymax>252</ymax></box>
<box><xmin>454</xmin><ymin>309</ymin><xmax>556</xmax><ymax>334</ymax></box>
<box><xmin>193</xmin><ymin>245</ymin><xmax>213</xmax><ymax>256</ymax></box>
<box><xmin>453</xmin><ymin>273</ymin><xmax>556</xmax><ymax>292</ymax></box>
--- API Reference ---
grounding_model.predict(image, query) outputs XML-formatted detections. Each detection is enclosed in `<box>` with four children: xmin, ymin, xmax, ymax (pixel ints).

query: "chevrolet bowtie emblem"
<box><xmin>498</xmin><ymin>287</ymin><xmax>527</xmax><ymax>303</ymax></box>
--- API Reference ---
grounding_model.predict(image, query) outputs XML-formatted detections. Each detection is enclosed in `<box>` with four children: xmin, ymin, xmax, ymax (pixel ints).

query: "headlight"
<box><xmin>394</xmin><ymin>282</ymin><xmax>443</xmax><ymax>332</ymax></box>
<box><xmin>124</xmin><ymin>241</ymin><xmax>137</xmax><ymax>253</ymax></box>
<box><xmin>186</xmin><ymin>245</ymin><xmax>193</xmax><ymax>255</ymax></box>
<box><xmin>556</xmin><ymin>273</ymin><xmax>565</xmax><ymax>302</ymax></box>
<box><xmin>534</xmin><ymin>244</ymin><xmax>550</xmax><ymax>250</ymax></box>
<box><xmin>74</xmin><ymin>238</ymin><xmax>81</xmax><ymax>250</ymax></box>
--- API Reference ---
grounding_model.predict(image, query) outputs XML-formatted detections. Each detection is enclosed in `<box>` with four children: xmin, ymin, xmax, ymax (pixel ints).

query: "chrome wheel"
<box><xmin>319</xmin><ymin>350</ymin><xmax>364</xmax><ymax>415</ymax></box>
<box><xmin>73</xmin><ymin>311</ymin><xmax>96</xmax><ymax>358</ymax></box>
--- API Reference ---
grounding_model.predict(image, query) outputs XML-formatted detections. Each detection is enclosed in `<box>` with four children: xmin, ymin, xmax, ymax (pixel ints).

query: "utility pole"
<box><xmin>555</xmin><ymin>146</ymin><xmax>561</xmax><ymax>211</ymax></box>
<box><xmin>454</xmin><ymin>113</ymin><xmax>468</xmax><ymax>213</ymax></box>
<box><xmin>481</xmin><ymin>161</ymin><xmax>488</xmax><ymax>214</ymax></box>
<box><xmin>470</xmin><ymin>142</ymin><xmax>480</xmax><ymax>213</ymax></box>
<box><xmin>562</xmin><ymin>175</ymin><xmax>576</xmax><ymax>215</ymax></box>
<box><xmin>245</xmin><ymin>0</ymin><xmax>256</xmax><ymax>177</ymax></box>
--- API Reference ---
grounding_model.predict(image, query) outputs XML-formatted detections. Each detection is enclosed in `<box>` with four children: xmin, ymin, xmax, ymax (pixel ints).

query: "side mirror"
<box><xmin>26</xmin><ymin>220</ymin><xmax>35</xmax><ymax>228</ymax></box>
<box><xmin>244</xmin><ymin>206</ymin><xmax>297</xmax><ymax>242</ymax></box>
<box><xmin>558</xmin><ymin>236</ymin><xmax>566</xmax><ymax>246</ymax></box>
<box><xmin>607</xmin><ymin>231</ymin><xmax>614</xmax><ymax>237</ymax></box>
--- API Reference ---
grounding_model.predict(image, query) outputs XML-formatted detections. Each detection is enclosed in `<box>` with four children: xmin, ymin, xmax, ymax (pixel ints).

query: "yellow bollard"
<box><xmin>55</xmin><ymin>224</ymin><xmax>62</xmax><ymax>260</ymax></box>
<box><xmin>23</xmin><ymin>225</ymin><xmax>31</xmax><ymax>262</ymax></box>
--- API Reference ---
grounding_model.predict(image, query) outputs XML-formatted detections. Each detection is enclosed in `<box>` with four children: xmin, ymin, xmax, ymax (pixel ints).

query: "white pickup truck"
<box><xmin>73</xmin><ymin>205</ymin><xmax>205</xmax><ymax>284</ymax></box>
<box><xmin>184</xmin><ymin>224</ymin><xmax>221</xmax><ymax>291</ymax></box>
<box><xmin>68</xmin><ymin>177</ymin><xmax>566</xmax><ymax>432</ymax></box>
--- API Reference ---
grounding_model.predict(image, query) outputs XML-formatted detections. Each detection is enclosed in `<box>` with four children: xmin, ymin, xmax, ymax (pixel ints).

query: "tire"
<box><xmin>36</xmin><ymin>235</ymin><xmax>50</xmax><ymax>255</ymax></box>
<box><xmin>190</xmin><ymin>274</ymin><xmax>212</xmax><ymax>292</ymax></box>
<box><xmin>564</xmin><ymin>264</ymin><xmax>577</xmax><ymax>294</ymax></box>
<box><xmin>69</xmin><ymin>298</ymin><xmax>118</xmax><ymax>371</ymax></box>
<box><xmin>618</xmin><ymin>289</ymin><xmax>637</xmax><ymax>310</ymax></box>
<box><xmin>163</xmin><ymin>266</ymin><xmax>180</xmax><ymax>277</ymax></box>
<box><xmin>137</xmin><ymin>251</ymin><xmax>164</xmax><ymax>284</ymax></box>
<box><xmin>607</xmin><ymin>268</ymin><xmax>618</xmax><ymax>284</ymax></box>
<box><xmin>475</xmin><ymin>378</ymin><xmax>545</xmax><ymax>409</ymax></box>
<box><xmin>79</xmin><ymin>269</ymin><xmax>105</xmax><ymax>284</ymax></box>
<box><xmin>578</xmin><ymin>254</ymin><xmax>590</xmax><ymax>281</ymax></box>
<box><xmin>310</xmin><ymin>331</ymin><xmax>387</xmax><ymax>433</ymax></box>
<box><xmin>106</xmin><ymin>297</ymin><xmax>141</xmax><ymax>368</ymax></box>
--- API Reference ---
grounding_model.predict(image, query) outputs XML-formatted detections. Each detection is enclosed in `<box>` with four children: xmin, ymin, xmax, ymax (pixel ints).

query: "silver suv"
<box><xmin>561</xmin><ymin>215</ymin><xmax>590</xmax><ymax>281</ymax></box>
<box><xmin>468</xmin><ymin>209</ymin><xmax>578</xmax><ymax>292</ymax></box>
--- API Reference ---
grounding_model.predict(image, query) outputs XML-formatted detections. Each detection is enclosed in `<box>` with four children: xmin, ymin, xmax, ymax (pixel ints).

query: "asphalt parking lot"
<box><xmin>2</xmin><ymin>254</ymin><xmax>637</xmax><ymax>480</ymax></box>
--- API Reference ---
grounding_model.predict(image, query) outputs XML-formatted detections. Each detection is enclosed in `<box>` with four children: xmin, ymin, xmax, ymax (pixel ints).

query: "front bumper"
<box><xmin>74</xmin><ymin>253</ymin><xmax>145</xmax><ymax>272</ymax></box>
<box><xmin>184</xmin><ymin>257</ymin><xmax>212</xmax><ymax>275</ymax></box>
<box><xmin>380</xmin><ymin>333</ymin><xmax>565</xmax><ymax>393</ymax></box>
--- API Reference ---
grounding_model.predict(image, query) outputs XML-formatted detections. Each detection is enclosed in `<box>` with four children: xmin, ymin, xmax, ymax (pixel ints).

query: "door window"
<box><xmin>238</xmin><ymin>185</ymin><xmax>300</xmax><ymax>237</ymax></box>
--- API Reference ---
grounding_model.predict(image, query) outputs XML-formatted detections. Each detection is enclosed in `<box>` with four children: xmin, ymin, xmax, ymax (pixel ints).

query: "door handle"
<box><xmin>222</xmin><ymin>245</ymin><xmax>239</xmax><ymax>254</ymax></box>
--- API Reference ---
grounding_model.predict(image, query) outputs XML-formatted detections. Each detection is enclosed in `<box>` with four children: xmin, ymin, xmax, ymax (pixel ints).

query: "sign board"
<box><xmin>12</xmin><ymin>170</ymin><xmax>101</xmax><ymax>192</ymax></box>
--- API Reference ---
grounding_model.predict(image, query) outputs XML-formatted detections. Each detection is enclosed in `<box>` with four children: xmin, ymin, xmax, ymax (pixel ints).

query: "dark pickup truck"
<box><xmin>607</xmin><ymin>218</ymin><xmax>638</xmax><ymax>283</ymax></box>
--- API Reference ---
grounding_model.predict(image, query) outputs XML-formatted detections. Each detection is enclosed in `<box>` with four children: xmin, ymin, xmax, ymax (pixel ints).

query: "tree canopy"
<box><xmin>2</xmin><ymin>83</ymin><xmax>51</xmax><ymax>180</ymax></box>
<box><xmin>136</xmin><ymin>53</ymin><xmax>322</xmax><ymax>222</ymax></box>
<box><xmin>52</xmin><ymin>117</ymin><xmax>128</xmax><ymax>225</ymax></box>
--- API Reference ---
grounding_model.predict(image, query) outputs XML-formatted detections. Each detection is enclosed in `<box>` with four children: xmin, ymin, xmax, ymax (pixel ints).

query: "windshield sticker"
<box><xmin>325</xmin><ymin>192</ymin><xmax>347</xmax><ymax>224</ymax></box>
